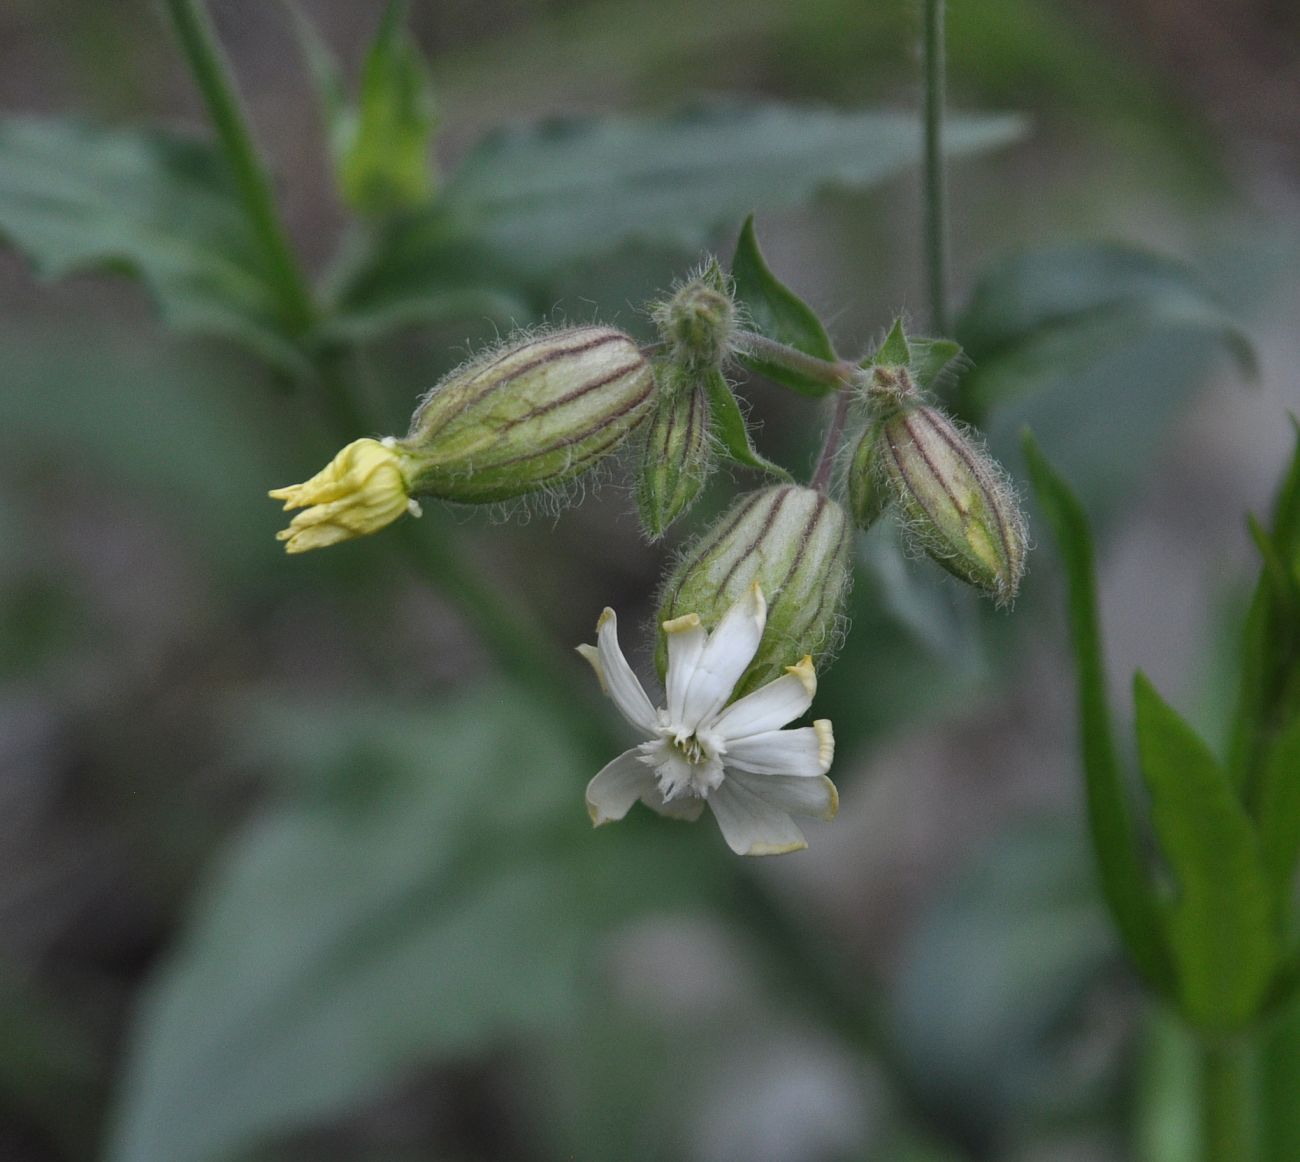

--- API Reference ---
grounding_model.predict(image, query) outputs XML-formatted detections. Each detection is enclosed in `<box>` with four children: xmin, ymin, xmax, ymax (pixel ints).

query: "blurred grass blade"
<box><xmin>731</xmin><ymin>214</ymin><xmax>836</xmax><ymax>396</ymax></box>
<box><xmin>1255</xmin><ymin>712</ymin><xmax>1300</xmax><ymax>906</ymax></box>
<box><xmin>1133</xmin><ymin>672</ymin><xmax>1277</xmax><ymax>1029</ymax></box>
<box><xmin>0</xmin><ymin>116</ymin><xmax>308</xmax><ymax>376</ymax></box>
<box><xmin>702</xmin><ymin>368</ymin><xmax>792</xmax><ymax>480</ymax></box>
<box><xmin>1022</xmin><ymin>431</ymin><xmax>1174</xmax><ymax>995</ymax></box>
<box><xmin>283</xmin><ymin>0</ymin><xmax>347</xmax><ymax>131</ymax></box>
<box><xmin>1260</xmin><ymin>989</ymin><xmax>1300</xmax><ymax>1162</ymax></box>
<box><xmin>1229</xmin><ymin>422</ymin><xmax>1300</xmax><ymax>798</ymax></box>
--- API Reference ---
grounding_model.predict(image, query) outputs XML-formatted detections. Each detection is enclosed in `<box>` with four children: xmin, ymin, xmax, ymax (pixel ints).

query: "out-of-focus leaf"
<box><xmin>1260</xmin><ymin>988</ymin><xmax>1300</xmax><ymax>1162</ymax></box>
<box><xmin>908</xmin><ymin>337</ymin><xmax>963</xmax><ymax>392</ymax></box>
<box><xmin>958</xmin><ymin>242</ymin><xmax>1257</xmax><ymax>421</ymax></box>
<box><xmin>333</xmin><ymin>103</ymin><xmax>1024</xmax><ymax>340</ymax></box>
<box><xmin>731</xmin><ymin>214</ymin><xmax>836</xmax><ymax>397</ymax></box>
<box><xmin>1022</xmin><ymin>434</ymin><xmax>1174</xmax><ymax>995</ymax></box>
<box><xmin>0</xmin><ymin>117</ymin><xmax>307</xmax><ymax>375</ymax></box>
<box><xmin>1257</xmin><ymin>712</ymin><xmax>1300</xmax><ymax>909</ymax></box>
<box><xmin>892</xmin><ymin>821</ymin><xmax>1115</xmax><ymax>1147</ymax></box>
<box><xmin>1133</xmin><ymin>673</ymin><xmax>1277</xmax><ymax>1029</ymax></box>
<box><xmin>1133</xmin><ymin>1012</ymin><xmax>1198</xmax><ymax>1162</ymax></box>
<box><xmin>106</xmin><ymin>685</ymin><xmax>717</xmax><ymax>1162</ymax></box>
<box><xmin>334</xmin><ymin>1</ymin><xmax>439</xmax><ymax>216</ymax></box>
<box><xmin>701</xmin><ymin>369</ymin><xmax>792</xmax><ymax>480</ymax></box>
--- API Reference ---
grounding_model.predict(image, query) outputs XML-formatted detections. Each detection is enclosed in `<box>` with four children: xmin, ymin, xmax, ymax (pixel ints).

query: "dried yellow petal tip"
<box><xmin>269</xmin><ymin>437</ymin><xmax>413</xmax><ymax>554</ymax></box>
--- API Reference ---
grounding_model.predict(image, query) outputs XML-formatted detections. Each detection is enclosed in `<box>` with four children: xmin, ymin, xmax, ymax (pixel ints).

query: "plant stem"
<box><xmin>1201</xmin><ymin>1038</ymin><xmax>1256</xmax><ymax>1162</ymax></box>
<box><xmin>922</xmin><ymin>0</ymin><xmax>950</xmax><ymax>335</ymax></box>
<box><xmin>734</xmin><ymin>331</ymin><xmax>858</xmax><ymax>389</ymax></box>
<box><xmin>810</xmin><ymin>389</ymin><xmax>852</xmax><ymax>492</ymax></box>
<box><xmin>164</xmin><ymin>0</ymin><xmax>316</xmax><ymax>333</ymax></box>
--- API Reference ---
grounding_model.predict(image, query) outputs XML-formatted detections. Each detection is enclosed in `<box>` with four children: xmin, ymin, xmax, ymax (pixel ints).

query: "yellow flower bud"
<box><xmin>268</xmin><ymin>437</ymin><xmax>419</xmax><ymax>554</ymax></box>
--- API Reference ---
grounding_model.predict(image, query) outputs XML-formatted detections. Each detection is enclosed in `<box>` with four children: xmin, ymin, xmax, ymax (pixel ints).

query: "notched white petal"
<box><xmin>586</xmin><ymin>749</ymin><xmax>657</xmax><ymax>825</ymax></box>
<box><xmin>594</xmin><ymin>606</ymin><xmax>659</xmax><ymax>734</ymax></box>
<box><xmin>725</xmin><ymin>721</ymin><xmax>834</xmax><ymax>777</ymax></box>
<box><xmin>663</xmin><ymin>612</ymin><xmax>706</xmax><ymax>728</ymax></box>
<box><xmin>729</xmin><ymin>770</ymin><xmax>839</xmax><ymax>821</ymax></box>
<box><xmin>711</xmin><ymin>657</ymin><xmax>817</xmax><ymax>740</ymax></box>
<box><xmin>575</xmin><ymin>643</ymin><xmax>605</xmax><ymax>692</ymax></box>
<box><xmin>681</xmin><ymin>581</ymin><xmax>767</xmax><ymax>730</ymax></box>
<box><xmin>708</xmin><ymin>778</ymin><xmax>807</xmax><ymax>856</ymax></box>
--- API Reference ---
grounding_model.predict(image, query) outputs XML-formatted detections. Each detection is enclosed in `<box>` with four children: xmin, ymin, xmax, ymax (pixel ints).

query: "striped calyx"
<box><xmin>400</xmin><ymin>326</ymin><xmax>656</xmax><ymax>503</ymax></box>
<box><xmin>656</xmin><ymin>485</ymin><xmax>852</xmax><ymax>696</ymax></box>
<box><xmin>636</xmin><ymin>366</ymin><xmax>714</xmax><ymax>539</ymax></box>
<box><xmin>879</xmin><ymin>403</ymin><xmax>1027</xmax><ymax>605</ymax></box>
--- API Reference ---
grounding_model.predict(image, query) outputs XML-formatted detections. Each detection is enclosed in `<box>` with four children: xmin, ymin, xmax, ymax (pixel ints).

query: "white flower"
<box><xmin>578</xmin><ymin>582</ymin><xmax>837</xmax><ymax>856</ymax></box>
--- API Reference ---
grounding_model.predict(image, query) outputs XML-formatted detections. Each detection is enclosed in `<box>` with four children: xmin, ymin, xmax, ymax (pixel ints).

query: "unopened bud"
<box><xmin>637</xmin><ymin>367</ymin><xmax>713</xmax><ymax>539</ymax></box>
<box><xmin>879</xmin><ymin>404</ymin><xmax>1027</xmax><ymax>605</ymax></box>
<box><xmin>846</xmin><ymin>418</ymin><xmax>889</xmax><ymax>529</ymax></box>
<box><xmin>656</xmin><ymin>485</ymin><xmax>852</xmax><ymax>695</ymax></box>
<box><xmin>401</xmin><ymin>326</ymin><xmax>656</xmax><ymax>503</ymax></box>
<box><xmin>269</xmin><ymin>437</ymin><xmax>419</xmax><ymax>554</ymax></box>
<box><xmin>651</xmin><ymin>260</ymin><xmax>737</xmax><ymax>371</ymax></box>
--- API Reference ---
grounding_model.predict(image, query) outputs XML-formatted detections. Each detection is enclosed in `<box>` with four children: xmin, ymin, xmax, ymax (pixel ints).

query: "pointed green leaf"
<box><xmin>0</xmin><ymin>116</ymin><xmax>307</xmax><ymax>375</ymax></box>
<box><xmin>1022</xmin><ymin>431</ymin><xmax>1174</xmax><ymax>995</ymax></box>
<box><xmin>283</xmin><ymin>0</ymin><xmax>346</xmax><ymax>130</ymax></box>
<box><xmin>871</xmin><ymin>317</ymin><xmax>911</xmax><ymax>366</ymax></box>
<box><xmin>1134</xmin><ymin>672</ymin><xmax>1277</xmax><ymax>1029</ymax></box>
<box><xmin>731</xmin><ymin>214</ymin><xmax>836</xmax><ymax>396</ymax></box>
<box><xmin>335</xmin><ymin>0</ymin><xmax>439</xmax><ymax>216</ymax></box>
<box><xmin>701</xmin><ymin>369</ymin><xmax>792</xmax><ymax>481</ymax></box>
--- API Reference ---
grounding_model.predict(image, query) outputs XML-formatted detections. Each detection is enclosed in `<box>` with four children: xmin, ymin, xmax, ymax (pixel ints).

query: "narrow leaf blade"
<box><xmin>1022</xmin><ymin>431</ymin><xmax>1174</xmax><ymax>994</ymax></box>
<box><xmin>702</xmin><ymin>369</ymin><xmax>792</xmax><ymax>480</ymax></box>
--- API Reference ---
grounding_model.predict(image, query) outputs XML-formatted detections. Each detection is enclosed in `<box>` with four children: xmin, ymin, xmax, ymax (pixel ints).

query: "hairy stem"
<box><xmin>922</xmin><ymin>0</ymin><xmax>950</xmax><ymax>335</ymax></box>
<box><xmin>1201</xmin><ymin>1038</ymin><xmax>1257</xmax><ymax>1162</ymax></box>
<box><xmin>734</xmin><ymin>331</ymin><xmax>858</xmax><ymax>388</ymax></box>
<box><xmin>810</xmin><ymin>390</ymin><xmax>853</xmax><ymax>492</ymax></box>
<box><xmin>164</xmin><ymin>0</ymin><xmax>316</xmax><ymax>333</ymax></box>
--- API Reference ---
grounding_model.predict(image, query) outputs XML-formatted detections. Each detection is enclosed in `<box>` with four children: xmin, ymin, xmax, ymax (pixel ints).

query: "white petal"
<box><xmin>586</xmin><ymin>749</ymin><xmax>657</xmax><ymax>825</ymax></box>
<box><xmin>663</xmin><ymin>613</ymin><xmax>706</xmax><ymax>727</ymax></box>
<box><xmin>594</xmin><ymin>608</ymin><xmax>659</xmax><ymax>735</ymax></box>
<box><xmin>682</xmin><ymin>582</ymin><xmax>766</xmax><ymax>731</ymax></box>
<box><xmin>641</xmin><ymin>783</ymin><xmax>706</xmax><ymax>821</ymax></box>
<box><xmin>724</xmin><ymin>720</ymin><xmax>834</xmax><ymax>777</ymax></box>
<box><xmin>707</xmin><ymin>778</ymin><xmax>807</xmax><ymax>856</ymax></box>
<box><xmin>727</xmin><ymin>770</ymin><xmax>839</xmax><ymax>821</ymax></box>
<box><xmin>711</xmin><ymin>656</ymin><xmax>816</xmax><ymax>740</ymax></box>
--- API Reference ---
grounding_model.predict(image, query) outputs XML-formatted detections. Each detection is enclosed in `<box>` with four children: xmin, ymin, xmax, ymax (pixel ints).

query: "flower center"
<box><xmin>639</xmin><ymin>724</ymin><xmax>726</xmax><ymax>801</ymax></box>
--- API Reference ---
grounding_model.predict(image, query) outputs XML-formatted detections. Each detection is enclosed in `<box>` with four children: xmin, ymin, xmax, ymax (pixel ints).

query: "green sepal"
<box><xmin>1133</xmin><ymin>672</ymin><xmax>1278</xmax><ymax>1030</ymax></box>
<box><xmin>731</xmin><ymin>214</ymin><xmax>837</xmax><ymax>397</ymax></box>
<box><xmin>702</xmin><ymin>369</ymin><xmax>792</xmax><ymax>481</ymax></box>
<box><xmin>1022</xmin><ymin>430</ymin><xmax>1176</xmax><ymax>997</ymax></box>
<box><xmin>871</xmin><ymin>318</ymin><xmax>911</xmax><ymax>367</ymax></box>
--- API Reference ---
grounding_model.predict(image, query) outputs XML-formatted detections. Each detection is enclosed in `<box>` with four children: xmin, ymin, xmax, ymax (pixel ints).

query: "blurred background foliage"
<box><xmin>1</xmin><ymin>0</ymin><xmax>1298</xmax><ymax>1160</ymax></box>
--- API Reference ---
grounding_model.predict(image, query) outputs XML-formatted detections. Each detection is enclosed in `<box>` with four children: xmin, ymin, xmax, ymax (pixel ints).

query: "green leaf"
<box><xmin>0</xmin><ymin>116</ymin><xmax>308</xmax><ymax>376</ymax></box>
<box><xmin>1022</xmin><ymin>432</ymin><xmax>1174</xmax><ymax>995</ymax></box>
<box><xmin>957</xmin><ymin>242</ymin><xmax>1258</xmax><ymax>421</ymax></box>
<box><xmin>334</xmin><ymin>1</ymin><xmax>439</xmax><ymax>216</ymax></box>
<box><xmin>701</xmin><ymin>368</ymin><xmax>792</xmax><ymax>480</ymax></box>
<box><xmin>106</xmin><ymin>686</ymin><xmax>715</xmax><ymax>1162</ymax></box>
<box><xmin>1133</xmin><ymin>672</ymin><xmax>1278</xmax><ymax>1029</ymax></box>
<box><xmin>1260</xmin><ymin>988</ymin><xmax>1300</xmax><ymax>1162</ymax></box>
<box><xmin>730</xmin><ymin>214</ymin><xmax>835</xmax><ymax>396</ymax></box>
